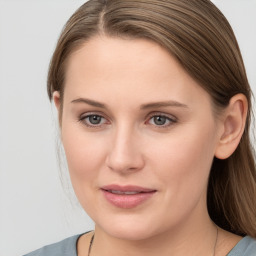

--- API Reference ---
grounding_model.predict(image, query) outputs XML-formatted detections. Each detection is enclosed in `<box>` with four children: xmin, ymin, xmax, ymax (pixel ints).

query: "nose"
<box><xmin>105</xmin><ymin>127</ymin><xmax>145</xmax><ymax>174</ymax></box>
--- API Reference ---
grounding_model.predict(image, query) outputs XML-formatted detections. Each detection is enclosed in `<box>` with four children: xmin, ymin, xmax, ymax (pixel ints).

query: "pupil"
<box><xmin>89</xmin><ymin>115</ymin><xmax>101</xmax><ymax>124</ymax></box>
<box><xmin>154</xmin><ymin>116</ymin><xmax>166</xmax><ymax>125</ymax></box>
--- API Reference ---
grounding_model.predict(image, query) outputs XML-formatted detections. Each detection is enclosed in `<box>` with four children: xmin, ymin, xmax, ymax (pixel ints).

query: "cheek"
<box><xmin>61</xmin><ymin>124</ymin><xmax>107</xmax><ymax>197</ymax></box>
<box><xmin>150</xmin><ymin>122</ymin><xmax>217</xmax><ymax>199</ymax></box>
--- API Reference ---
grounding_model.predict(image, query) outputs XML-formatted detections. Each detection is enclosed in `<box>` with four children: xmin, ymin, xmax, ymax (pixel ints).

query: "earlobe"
<box><xmin>215</xmin><ymin>94</ymin><xmax>248</xmax><ymax>159</ymax></box>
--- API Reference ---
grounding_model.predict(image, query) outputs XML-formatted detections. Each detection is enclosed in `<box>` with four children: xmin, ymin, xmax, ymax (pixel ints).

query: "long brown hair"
<box><xmin>47</xmin><ymin>0</ymin><xmax>256</xmax><ymax>237</ymax></box>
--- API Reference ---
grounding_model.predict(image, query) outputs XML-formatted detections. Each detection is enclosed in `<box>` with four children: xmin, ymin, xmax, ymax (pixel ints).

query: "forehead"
<box><xmin>66</xmin><ymin>36</ymin><xmax>176</xmax><ymax>81</ymax></box>
<box><xmin>63</xmin><ymin>36</ymin><xmax>211</xmax><ymax>108</ymax></box>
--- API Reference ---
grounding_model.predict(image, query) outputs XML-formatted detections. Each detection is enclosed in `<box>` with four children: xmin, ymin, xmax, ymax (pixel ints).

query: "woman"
<box><xmin>24</xmin><ymin>0</ymin><xmax>256</xmax><ymax>255</ymax></box>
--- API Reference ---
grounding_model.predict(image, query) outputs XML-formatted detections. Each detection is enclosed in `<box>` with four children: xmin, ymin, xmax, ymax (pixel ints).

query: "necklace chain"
<box><xmin>213</xmin><ymin>226</ymin><xmax>219</xmax><ymax>256</ymax></box>
<box><xmin>88</xmin><ymin>233</ymin><xmax>94</xmax><ymax>256</ymax></box>
<box><xmin>88</xmin><ymin>226</ymin><xmax>218</xmax><ymax>256</ymax></box>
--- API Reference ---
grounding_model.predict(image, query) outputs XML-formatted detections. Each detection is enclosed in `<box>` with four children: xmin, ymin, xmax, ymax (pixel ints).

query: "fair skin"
<box><xmin>54</xmin><ymin>36</ymin><xmax>247</xmax><ymax>256</ymax></box>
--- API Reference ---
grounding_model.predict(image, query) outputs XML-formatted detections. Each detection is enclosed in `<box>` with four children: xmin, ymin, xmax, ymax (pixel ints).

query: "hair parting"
<box><xmin>47</xmin><ymin>0</ymin><xmax>256</xmax><ymax>237</ymax></box>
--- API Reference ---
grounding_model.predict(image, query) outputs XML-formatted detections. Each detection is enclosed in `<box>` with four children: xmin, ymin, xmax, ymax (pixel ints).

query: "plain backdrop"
<box><xmin>0</xmin><ymin>1</ymin><xmax>255</xmax><ymax>256</ymax></box>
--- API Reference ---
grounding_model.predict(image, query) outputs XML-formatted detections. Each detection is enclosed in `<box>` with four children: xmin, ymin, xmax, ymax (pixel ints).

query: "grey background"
<box><xmin>0</xmin><ymin>1</ymin><xmax>255</xmax><ymax>256</ymax></box>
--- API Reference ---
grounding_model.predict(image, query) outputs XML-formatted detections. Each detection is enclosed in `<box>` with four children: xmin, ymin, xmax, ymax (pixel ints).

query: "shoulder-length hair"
<box><xmin>47</xmin><ymin>0</ymin><xmax>256</xmax><ymax>237</ymax></box>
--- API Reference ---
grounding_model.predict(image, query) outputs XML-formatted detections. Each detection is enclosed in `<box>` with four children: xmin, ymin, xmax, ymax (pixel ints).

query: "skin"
<box><xmin>54</xmin><ymin>36</ymin><xmax>247</xmax><ymax>255</ymax></box>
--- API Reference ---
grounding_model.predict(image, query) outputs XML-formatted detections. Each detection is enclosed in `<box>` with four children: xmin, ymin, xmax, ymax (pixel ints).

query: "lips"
<box><xmin>101</xmin><ymin>185</ymin><xmax>156</xmax><ymax>209</ymax></box>
<box><xmin>107</xmin><ymin>190</ymin><xmax>142</xmax><ymax>195</ymax></box>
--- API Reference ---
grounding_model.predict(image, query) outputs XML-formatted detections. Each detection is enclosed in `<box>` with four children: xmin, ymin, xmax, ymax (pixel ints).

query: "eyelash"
<box><xmin>78</xmin><ymin>112</ymin><xmax>177</xmax><ymax>129</ymax></box>
<box><xmin>146</xmin><ymin>113</ymin><xmax>177</xmax><ymax>128</ymax></box>
<box><xmin>78</xmin><ymin>112</ymin><xmax>109</xmax><ymax>128</ymax></box>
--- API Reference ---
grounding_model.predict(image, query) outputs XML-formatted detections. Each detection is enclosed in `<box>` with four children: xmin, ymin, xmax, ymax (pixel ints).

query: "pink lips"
<box><xmin>101</xmin><ymin>185</ymin><xmax>156</xmax><ymax>209</ymax></box>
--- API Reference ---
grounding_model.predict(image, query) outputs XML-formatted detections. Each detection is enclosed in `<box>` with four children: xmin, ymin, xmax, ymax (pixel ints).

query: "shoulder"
<box><xmin>228</xmin><ymin>236</ymin><xmax>256</xmax><ymax>256</ymax></box>
<box><xmin>23</xmin><ymin>234</ymin><xmax>83</xmax><ymax>256</ymax></box>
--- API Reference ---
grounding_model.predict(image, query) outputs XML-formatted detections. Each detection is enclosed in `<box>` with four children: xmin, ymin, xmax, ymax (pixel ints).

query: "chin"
<box><xmin>95</xmin><ymin>214</ymin><xmax>164</xmax><ymax>241</ymax></box>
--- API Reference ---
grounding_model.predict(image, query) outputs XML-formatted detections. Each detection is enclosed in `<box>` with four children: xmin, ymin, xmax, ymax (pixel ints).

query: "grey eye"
<box><xmin>147</xmin><ymin>114</ymin><xmax>176</xmax><ymax>127</ymax></box>
<box><xmin>153</xmin><ymin>116</ymin><xmax>168</xmax><ymax>125</ymax></box>
<box><xmin>88</xmin><ymin>115</ymin><xmax>102</xmax><ymax>125</ymax></box>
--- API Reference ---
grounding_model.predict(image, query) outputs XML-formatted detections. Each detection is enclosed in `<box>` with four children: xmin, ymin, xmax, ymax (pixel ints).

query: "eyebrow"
<box><xmin>71</xmin><ymin>98</ymin><xmax>106</xmax><ymax>108</ymax></box>
<box><xmin>140</xmin><ymin>101</ymin><xmax>188</xmax><ymax>110</ymax></box>
<box><xmin>71</xmin><ymin>98</ymin><xmax>188</xmax><ymax>110</ymax></box>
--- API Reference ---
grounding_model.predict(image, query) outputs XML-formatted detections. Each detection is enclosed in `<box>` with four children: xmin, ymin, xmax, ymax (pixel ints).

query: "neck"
<box><xmin>90</xmin><ymin>216</ymin><xmax>217</xmax><ymax>256</ymax></box>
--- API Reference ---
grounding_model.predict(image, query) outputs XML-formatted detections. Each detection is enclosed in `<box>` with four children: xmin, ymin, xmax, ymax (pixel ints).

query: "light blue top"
<box><xmin>228</xmin><ymin>236</ymin><xmax>256</xmax><ymax>256</ymax></box>
<box><xmin>23</xmin><ymin>234</ymin><xmax>256</xmax><ymax>256</ymax></box>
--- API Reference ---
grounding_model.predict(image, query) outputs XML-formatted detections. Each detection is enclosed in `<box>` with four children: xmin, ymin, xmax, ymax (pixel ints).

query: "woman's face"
<box><xmin>57</xmin><ymin>36</ymin><xmax>223</xmax><ymax>240</ymax></box>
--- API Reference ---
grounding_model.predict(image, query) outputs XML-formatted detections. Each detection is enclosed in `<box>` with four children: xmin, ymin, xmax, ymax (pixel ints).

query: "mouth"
<box><xmin>101</xmin><ymin>185</ymin><xmax>157</xmax><ymax>209</ymax></box>
<box><xmin>104</xmin><ymin>190</ymin><xmax>147</xmax><ymax>195</ymax></box>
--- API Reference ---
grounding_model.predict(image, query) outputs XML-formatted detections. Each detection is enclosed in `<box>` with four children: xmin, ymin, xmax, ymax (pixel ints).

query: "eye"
<box><xmin>79</xmin><ymin>114</ymin><xmax>109</xmax><ymax>127</ymax></box>
<box><xmin>147</xmin><ymin>114</ymin><xmax>176</xmax><ymax>127</ymax></box>
<box><xmin>87</xmin><ymin>115</ymin><xmax>103</xmax><ymax>125</ymax></box>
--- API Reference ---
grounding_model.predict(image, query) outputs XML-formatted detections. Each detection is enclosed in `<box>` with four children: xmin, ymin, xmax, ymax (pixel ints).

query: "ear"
<box><xmin>52</xmin><ymin>91</ymin><xmax>62</xmax><ymax>125</ymax></box>
<box><xmin>53</xmin><ymin>91</ymin><xmax>61</xmax><ymax>111</ymax></box>
<box><xmin>215</xmin><ymin>94</ymin><xmax>248</xmax><ymax>159</ymax></box>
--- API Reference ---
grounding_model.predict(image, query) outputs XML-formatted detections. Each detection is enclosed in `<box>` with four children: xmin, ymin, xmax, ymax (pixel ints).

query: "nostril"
<box><xmin>106</xmin><ymin>153</ymin><xmax>144</xmax><ymax>173</ymax></box>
